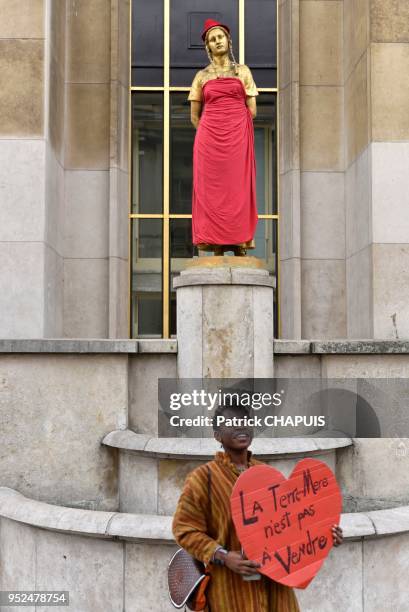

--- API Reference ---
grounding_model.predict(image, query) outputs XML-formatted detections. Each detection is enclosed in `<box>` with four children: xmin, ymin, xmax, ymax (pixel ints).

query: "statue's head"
<box><xmin>206</xmin><ymin>27</ymin><xmax>230</xmax><ymax>58</ymax></box>
<box><xmin>202</xmin><ymin>19</ymin><xmax>232</xmax><ymax>60</ymax></box>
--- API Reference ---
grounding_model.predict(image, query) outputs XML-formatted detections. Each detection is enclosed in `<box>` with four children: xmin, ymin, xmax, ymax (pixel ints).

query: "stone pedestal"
<box><xmin>173</xmin><ymin>257</ymin><xmax>275</xmax><ymax>378</ymax></box>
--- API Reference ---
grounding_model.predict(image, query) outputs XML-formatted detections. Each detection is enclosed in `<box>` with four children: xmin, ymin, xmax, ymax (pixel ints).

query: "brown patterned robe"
<box><xmin>172</xmin><ymin>451</ymin><xmax>300</xmax><ymax>612</ymax></box>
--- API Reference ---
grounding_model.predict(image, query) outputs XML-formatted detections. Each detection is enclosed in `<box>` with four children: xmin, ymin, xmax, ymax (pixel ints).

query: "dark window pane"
<box><xmin>253</xmin><ymin>94</ymin><xmax>277</xmax><ymax>215</ymax></box>
<box><xmin>170</xmin><ymin>219</ymin><xmax>198</xmax><ymax>336</ymax></box>
<box><xmin>132</xmin><ymin>93</ymin><xmax>163</xmax><ymax>214</ymax></box>
<box><xmin>137</xmin><ymin>296</ymin><xmax>163</xmax><ymax>336</ymax></box>
<box><xmin>252</xmin><ymin>68</ymin><xmax>277</xmax><ymax>89</ymax></box>
<box><xmin>170</xmin><ymin>2</ymin><xmax>238</xmax><ymax>86</ymax></box>
<box><xmin>253</xmin><ymin>219</ymin><xmax>275</xmax><ymax>263</ymax></box>
<box><xmin>170</xmin><ymin>218</ymin><xmax>196</xmax><ymax>259</ymax></box>
<box><xmin>170</xmin><ymin>94</ymin><xmax>195</xmax><ymax>213</ymax></box>
<box><xmin>245</xmin><ymin>0</ymin><xmax>277</xmax><ymax>87</ymax></box>
<box><xmin>170</xmin><ymin>293</ymin><xmax>177</xmax><ymax>338</ymax></box>
<box><xmin>131</xmin><ymin>219</ymin><xmax>163</xmax><ymax>337</ymax></box>
<box><xmin>170</xmin><ymin>68</ymin><xmax>202</xmax><ymax>88</ymax></box>
<box><xmin>132</xmin><ymin>68</ymin><xmax>164</xmax><ymax>87</ymax></box>
<box><xmin>132</xmin><ymin>0</ymin><xmax>164</xmax><ymax>86</ymax></box>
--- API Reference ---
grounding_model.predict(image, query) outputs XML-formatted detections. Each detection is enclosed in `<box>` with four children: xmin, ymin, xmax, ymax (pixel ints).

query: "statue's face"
<box><xmin>206</xmin><ymin>27</ymin><xmax>229</xmax><ymax>57</ymax></box>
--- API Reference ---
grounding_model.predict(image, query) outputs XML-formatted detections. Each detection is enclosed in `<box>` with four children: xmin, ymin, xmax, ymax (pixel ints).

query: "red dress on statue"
<box><xmin>192</xmin><ymin>77</ymin><xmax>258</xmax><ymax>247</ymax></box>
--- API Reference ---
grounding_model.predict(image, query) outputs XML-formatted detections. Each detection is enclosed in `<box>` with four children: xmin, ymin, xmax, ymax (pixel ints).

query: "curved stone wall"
<box><xmin>1</xmin><ymin>488</ymin><xmax>408</xmax><ymax>612</ymax></box>
<box><xmin>103</xmin><ymin>430</ymin><xmax>352</xmax><ymax>514</ymax></box>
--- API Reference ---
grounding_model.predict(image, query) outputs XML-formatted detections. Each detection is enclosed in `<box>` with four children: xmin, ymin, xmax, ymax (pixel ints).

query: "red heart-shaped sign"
<box><xmin>230</xmin><ymin>459</ymin><xmax>342</xmax><ymax>589</ymax></box>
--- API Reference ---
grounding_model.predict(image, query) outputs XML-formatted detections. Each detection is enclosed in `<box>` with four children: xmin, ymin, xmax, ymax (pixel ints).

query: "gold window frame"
<box><xmin>129</xmin><ymin>0</ymin><xmax>280</xmax><ymax>338</ymax></box>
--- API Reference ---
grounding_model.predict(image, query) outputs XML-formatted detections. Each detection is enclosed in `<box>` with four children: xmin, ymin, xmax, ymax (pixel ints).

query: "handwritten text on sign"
<box><xmin>230</xmin><ymin>459</ymin><xmax>342</xmax><ymax>589</ymax></box>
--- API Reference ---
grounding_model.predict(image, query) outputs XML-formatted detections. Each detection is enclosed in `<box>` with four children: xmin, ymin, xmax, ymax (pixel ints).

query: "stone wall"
<box><xmin>344</xmin><ymin>0</ymin><xmax>409</xmax><ymax>339</ymax></box>
<box><xmin>0</xmin><ymin>353</ymin><xmax>128</xmax><ymax>510</ymax></box>
<box><xmin>0</xmin><ymin>341</ymin><xmax>176</xmax><ymax>510</ymax></box>
<box><xmin>279</xmin><ymin>0</ymin><xmax>346</xmax><ymax>340</ymax></box>
<box><xmin>0</xmin><ymin>0</ymin><xmax>129</xmax><ymax>339</ymax></box>
<box><xmin>1</xmin><ymin>1</ymin><xmax>408</xmax><ymax>341</ymax></box>
<box><xmin>1</xmin><ymin>340</ymin><xmax>408</xmax><ymax>608</ymax></box>
<box><xmin>280</xmin><ymin>1</ymin><xmax>409</xmax><ymax>340</ymax></box>
<box><xmin>1</xmin><ymin>492</ymin><xmax>409</xmax><ymax>612</ymax></box>
<box><xmin>1</xmin><ymin>340</ymin><xmax>409</xmax><ymax>513</ymax></box>
<box><xmin>368</xmin><ymin>0</ymin><xmax>409</xmax><ymax>338</ymax></box>
<box><xmin>0</xmin><ymin>1</ymin><xmax>46</xmax><ymax>338</ymax></box>
<box><xmin>47</xmin><ymin>0</ymin><xmax>129</xmax><ymax>338</ymax></box>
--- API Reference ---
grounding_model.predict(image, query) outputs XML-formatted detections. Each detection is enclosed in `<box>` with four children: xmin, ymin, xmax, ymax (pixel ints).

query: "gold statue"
<box><xmin>188</xmin><ymin>19</ymin><xmax>258</xmax><ymax>257</ymax></box>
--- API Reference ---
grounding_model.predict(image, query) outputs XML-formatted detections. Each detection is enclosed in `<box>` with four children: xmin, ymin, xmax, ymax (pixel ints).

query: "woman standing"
<box><xmin>172</xmin><ymin>403</ymin><xmax>343</xmax><ymax>611</ymax></box>
<box><xmin>189</xmin><ymin>20</ymin><xmax>258</xmax><ymax>256</ymax></box>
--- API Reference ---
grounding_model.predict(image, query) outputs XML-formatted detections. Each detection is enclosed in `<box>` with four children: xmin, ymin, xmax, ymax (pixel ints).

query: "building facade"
<box><xmin>1</xmin><ymin>0</ymin><xmax>409</xmax><ymax>341</ymax></box>
<box><xmin>1</xmin><ymin>2</ymin><xmax>409</xmax><ymax>611</ymax></box>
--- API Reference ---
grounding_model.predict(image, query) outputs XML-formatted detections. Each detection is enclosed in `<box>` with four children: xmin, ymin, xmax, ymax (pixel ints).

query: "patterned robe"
<box><xmin>172</xmin><ymin>451</ymin><xmax>300</xmax><ymax>612</ymax></box>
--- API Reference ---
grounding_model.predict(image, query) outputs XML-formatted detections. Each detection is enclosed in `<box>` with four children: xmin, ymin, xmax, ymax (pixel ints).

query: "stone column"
<box><xmin>61</xmin><ymin>0</ymin><xmax>111</xmax><ymax>338</ymax></box>
<box><xmin>298</xmin><ymin>0</ymin><xmax>345</xmax><ymax>339</ymax></box>
<box><xmin>344</xmin><ymin>0</ymin><xmax>371</xmax><ymax>338</ymax></box>
<box><xmin>174</xmin><ymin>258</ymin><xmax>275</xmax><ymax>379</ymax></box>
<box><xmin>279</xmin><ymin>0</ymin><xmax>302</xmax><ymax>339</ymax></box>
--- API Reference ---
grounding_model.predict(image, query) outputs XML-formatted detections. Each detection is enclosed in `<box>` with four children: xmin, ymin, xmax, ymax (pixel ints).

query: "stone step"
<box><xmin>102</xmin><ymin>430</ymin><xmax>352</xmax><ymax>515</ymax></box>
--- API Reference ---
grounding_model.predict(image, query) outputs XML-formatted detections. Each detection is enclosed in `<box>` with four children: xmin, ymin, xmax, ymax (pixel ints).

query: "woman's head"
<box><xmin>205</xmin><ymin>27</ymin><xmax>230</xmax><ymax>58</ymax></box>
<box><xmin>202</xmin><ymin>19</ymin><xmax>237</xmax><ymax>71</ymax></box>
<box><xmin>213</xmin><ymin>402</ymin><xmax>254</xmax><ymax>451</ymax></box>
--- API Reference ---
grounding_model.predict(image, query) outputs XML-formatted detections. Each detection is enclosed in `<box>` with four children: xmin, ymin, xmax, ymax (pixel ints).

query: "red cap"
<box><xmin>201</xmin><ymin>19</ymin><xmax>230</xmax><ymax>42</ymax></box>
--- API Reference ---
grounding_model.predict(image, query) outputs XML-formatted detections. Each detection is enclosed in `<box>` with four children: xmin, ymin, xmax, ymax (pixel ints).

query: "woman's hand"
<box><xmin>332</xmin><ymin>524</ymin><xmax>343</xmax><ymax>547</ymax></box>
<box><xmin>190</xmin><ymin>100</ymin><xmax>202</xmax><ymax>129</ymax></box>
<box><xmin>246</xmin><ymin>96</ymin><xmax>257</xmax><ymax>119</ymax></box>
<box><xmin>224</xmin><ymin>551</ymin><xmax>260</xmax><ymax>576</ymax></box>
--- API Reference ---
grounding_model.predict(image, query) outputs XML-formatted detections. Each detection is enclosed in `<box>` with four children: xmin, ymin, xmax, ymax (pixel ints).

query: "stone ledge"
<box><xmin>274</xmin><ymin>339</ymin><xmax>409</xmax><ymax>354</ymax></box>
<box><xmin>173</xmin><ymin>267</ymin><xmax>275</xmax><ymax>289</ymax></box>
<box><xmin>1</xmin><ymin>488</ymin><xmax>409</xmax><ymax>543</ymax></box>
<box><xmin>108</xmin><ymin>513</ymin><xmax>173</xmax><ymax>542</ymax></box>
<box><xmin>2</xmin><ymin>339</ymin><xmax>409</xmax><ymax>355</ymax></box>
<box><xmin>102</xmin><ymin>429</ymin><xmax>352</xmax><ymax>459</ymax></box>
<box><xmin>0</xmin><ymin>339</ymin><xmax>177</xmax><ymax>354</ymax></box>
<box><xmin>312</xmin><ymin>340</ymin><xmax>409</xmax><ymax>354</ymax></box>
<box><xmin>138</xmin><ymin>339</ymin><xmax>177</xmax><ymax>353</ymax></box>
<box><xmin>0</xmin><ymin>488</ymin><xmax>115</xmax><ymax>537</ymax></box>
<box><xmin>273</xmin><ymin>340</ymin><xmax>312</xmax><ymax>354</ymax></box>
<box><xmin>366</xmin><ymin>506</ymin><xmax>409</xmax><ymax>536</ymax></box>
<box><xmin>339</xmin><ymin>512</ymin><xmax>375</xmax><ymax>539</ymax></box>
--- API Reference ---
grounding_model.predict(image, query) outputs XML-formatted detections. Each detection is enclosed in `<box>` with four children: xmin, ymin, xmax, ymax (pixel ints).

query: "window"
<box><xmin>130</xmin><ymin>0</ymin><xmax>278</xmax><ymax>337</ymax></box>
